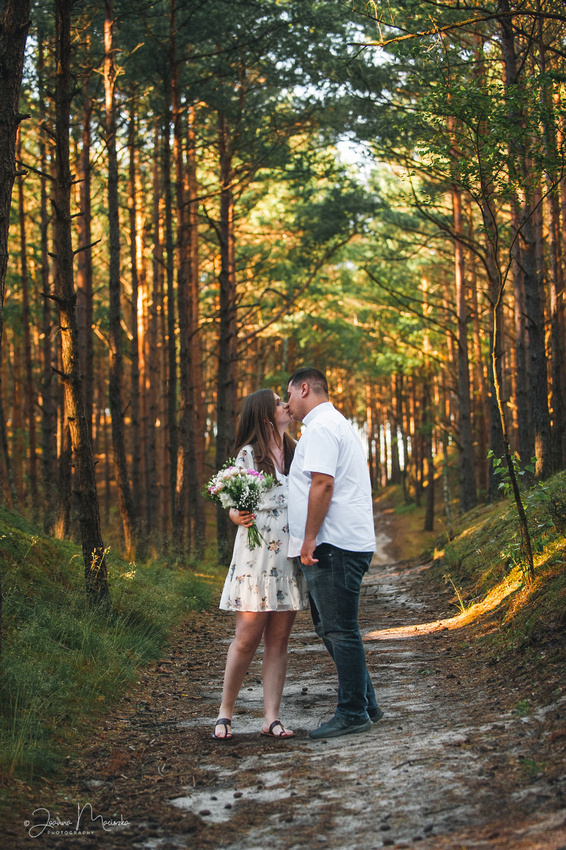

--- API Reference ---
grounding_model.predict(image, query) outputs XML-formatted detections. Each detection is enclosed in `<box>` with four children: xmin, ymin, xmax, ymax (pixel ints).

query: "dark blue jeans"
<box><xmin>301</xmin><ymin>543</ymin><xmax>378</xmax><ymax>723</ymax></box>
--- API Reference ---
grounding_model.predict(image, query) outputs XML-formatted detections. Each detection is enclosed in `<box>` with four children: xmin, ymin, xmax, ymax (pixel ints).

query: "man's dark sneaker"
<box><xmin>369</xmin><ymin>706</ymin><xmax>384</xmax><ymax>723</ymax></box>
<box><xmin>308</xmin><ymin>715</ymin><xmax>372</xmax><ymax>740</ymax></box>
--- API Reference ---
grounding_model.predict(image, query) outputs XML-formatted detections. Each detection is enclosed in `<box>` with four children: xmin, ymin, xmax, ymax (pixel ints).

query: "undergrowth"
<box><xmin>433</xmin><ymin>469</ymin><xmax>566</xmax><ymax>658</ymax></box>
<box><xmin>0</xmin><ymin>506</ymin><xmax>217</xmax><ymax>785</ymax></box>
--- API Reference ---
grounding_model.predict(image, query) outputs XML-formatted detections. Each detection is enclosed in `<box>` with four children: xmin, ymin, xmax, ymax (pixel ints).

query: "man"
<box><xmin>287</xmin><ymin>367</ymin><xmax>383</xmax><ymax>739</ymax></box>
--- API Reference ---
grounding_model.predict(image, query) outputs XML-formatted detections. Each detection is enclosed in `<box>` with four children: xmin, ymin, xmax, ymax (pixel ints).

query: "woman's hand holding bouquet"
<box><xmin>203</xmin><ymin>461</ymin><xmax>276</xmax><ymax>549</ymax></box>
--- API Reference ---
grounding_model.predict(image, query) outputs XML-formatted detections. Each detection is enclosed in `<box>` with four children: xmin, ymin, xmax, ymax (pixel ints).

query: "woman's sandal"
<box><xmin>212</xmin><ymin>717</ymin><xmax>233</xmax><ymax>741</ymax></box>
<box><xmin>261</xmin><ymin>719</ymin><xmax>294</xmax><ymax>739</ymax></box>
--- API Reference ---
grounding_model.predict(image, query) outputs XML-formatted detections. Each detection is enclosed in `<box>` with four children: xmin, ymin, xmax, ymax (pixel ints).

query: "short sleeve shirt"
<box><xmin>288</xmin><ymin>402</ymin><xmax>376</xmax><ymax>556</ymax></box>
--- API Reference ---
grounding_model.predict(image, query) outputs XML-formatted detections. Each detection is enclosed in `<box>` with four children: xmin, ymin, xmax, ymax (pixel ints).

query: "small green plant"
<box><xmin>443</xmin><ymin>572</ymin><xmax>467</xmax><ymax>614</ymax></box>
<box><xmin>488</xmin><ymin>450</ymin><xmax>535</xmax><ymax>498</ymax></box>
<box><xmin>492</xmin><ymin>455</ymin><xmax>566</xmax><ymax>565</ymax></box>
<box><xmin>514</xmin><ymin>698</ymin><xmax>532</xmax><ymax>717</ymax></box>
<box><xmin>519</xmin><ymin>756</ymin><xmax>545</xmax><ymax>779</ymax></box>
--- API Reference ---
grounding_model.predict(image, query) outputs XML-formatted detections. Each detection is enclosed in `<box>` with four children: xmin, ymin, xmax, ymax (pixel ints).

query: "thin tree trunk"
<box><xmin>10</xmin><ymin>336</ymin><xmax>25</xmax><ymax>500</ymax></box>
<box><xmin>186</xmin><ymin>103</ymin><xmax>205</xmax><ymax>556</ymax></box>
<box><xmin>474</xmin><ymin>88</ymin><xmax>507</xmax><ymax>497</ymax></box>
<box><xmin>423</xmin><ymin>380</ymin><xmax>435</xmax><ymax>532</ymax></box>
<box><xmin>171</xmin><ymin>13</ymin><xmax>190</xmax><ymax>551</ymax></box>
<box><xmin>499</xmin><ymin>1</ymin><xmax>552</xmax><ymax>478</ymax></box>
<box><xmin>55</xmin><ymin>415</ymin><xmax>72</xmax><ymax>539</ymax></box>
<box><xmin>216</xmin><ymin>111</ymin><xmax>239</xmax><ymax>563</ymax></box>
<box><xmin>491</xmin><ymin>280</ymin><xmax>535</xmax><ymax>582</ymax></box>
<box><xmin>17</xmin><ymin>136</ymin><xmax>39</xmax><ymax>517</ymax></box>
<box><xmin>76</xmin><ymin>60</ymin><xmax>94</xmax><ymax>445</ymax></box>
<box><xmin>509</xmin><ymin>193</ymin><xmax>533</xmax><ymax>467</ymax></box>
<box><xmin>38</xmin><ymin>31</ymin><xmax>57</xmax><ymax>531</ymax></box>
<box><xmin>390</xmin><ymin>375</ymin><xmax>401</xmax><ymax>485</ymax></box>
<box><xmin>399</xmin><ymin>378</ymin><xmax>410</xmax><ymax>504</ymax></box>
<box><xmin>128</xmin><ymin>98</ymin><xmax>142</xmax><ymax>527</ymax></box>
<box><xmin>0</xmin><ymin>391</ymin><xmax>17</xmax><ymax>508</ymax></box>
<box><xmin>366</xmin><ymin>383</ymin><xmax>375</xmax><ymax>488</ymax></box>
<box><xmin>558</xmin><ymin>90</ymin><xmax>566</xmax><ymax>465</ymax></box>
<box><xmin>99</xmin><ymin>370</ymin><xmax>111</xmax><ymax>527</ymax></box>
<box><xmin>54</xmin><ymin>0</ymin><xmax>110</xmax><ymax>607</ymax></box>
<box><xmin>147</xmin><ymin>121</ymin><xmax>161</xmax><ymax>534</ymax></box>
<box><xmin>104</xmin><ymin>0</ymin><xmax>135</xmax><ymax>554</ymax></box>
<box><xmin>452</xmin><ymin>186</ymin><xmax>476</xmax><ymax>512</ymax></box>
<box><xmin>0</xmin><ymin>0</ymin><xmax>30</xmax><ymax>354</ymax></box>
<box><xmin>0</xmin><ymin>0</ymin><xmax>30</xmax><ymax>656</ymax></box>
<box><xmin>162</xmin><ymin>97</ymin><xmax>177</xmax><ymax>538</ymax></box>
<box><xmin>539</xmin><ymin>46</ymin><xmax>565</xmax><ymax>471</ymax></box>
<box><xmin>468</xmin><ymin>239</ymin><xmax>489</xmax><ymax>494</ymax></box>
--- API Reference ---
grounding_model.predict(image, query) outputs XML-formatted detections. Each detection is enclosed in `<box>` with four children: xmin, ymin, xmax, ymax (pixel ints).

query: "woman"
<box><xmin>213</xmin><ymin>389</ymin><xmax>309</xmax><ymax>740</ymax></box>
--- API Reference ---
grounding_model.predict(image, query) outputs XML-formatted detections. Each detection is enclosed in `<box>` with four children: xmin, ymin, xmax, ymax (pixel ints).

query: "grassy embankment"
<box><xmin>0</xmin><ymin>507</ymin><xmax>223</xmax><ymax>797</ymax></box>
<box><xmin>381</xmin><ymin>469</ymin><xmax>566</xmax><ymax>661</ymax></box>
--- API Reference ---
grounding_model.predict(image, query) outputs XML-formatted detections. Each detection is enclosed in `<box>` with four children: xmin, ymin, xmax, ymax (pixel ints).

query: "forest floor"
<box><xmin>5</xmin><ymin>503</ymin><xmax>566</xmax><ymax>849</ymax></box>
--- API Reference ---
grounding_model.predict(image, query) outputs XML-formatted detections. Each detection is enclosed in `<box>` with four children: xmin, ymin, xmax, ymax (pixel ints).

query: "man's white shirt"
<box><xmin>288</xmin><ymin>402</ymin><xmax>376</xmax><ymax>557</ymax></box>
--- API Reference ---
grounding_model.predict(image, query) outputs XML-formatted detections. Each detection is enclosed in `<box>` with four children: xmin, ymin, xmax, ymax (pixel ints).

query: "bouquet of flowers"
<box><xmin>203</xmin><ymin>460</ymin><xmax>276</xmax><ymax>550</ymax></box>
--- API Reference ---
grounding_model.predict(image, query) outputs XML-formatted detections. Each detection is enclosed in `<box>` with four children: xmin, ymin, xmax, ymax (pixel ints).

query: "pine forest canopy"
<box><xmin>0</xmin><ymin>0</ymin><xmax>565</xmax><ymax>568</ymax></box>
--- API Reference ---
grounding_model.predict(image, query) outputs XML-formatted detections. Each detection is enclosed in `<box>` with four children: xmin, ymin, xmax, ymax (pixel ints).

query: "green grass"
<box><xmin>0</xmin><ymin>506</ymin><xmax>219</xmax><ymax>784</ymax></box>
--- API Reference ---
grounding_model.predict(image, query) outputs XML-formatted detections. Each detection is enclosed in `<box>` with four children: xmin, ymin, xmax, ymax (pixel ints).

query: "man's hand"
<box><xmin>300</xmin><ymin>535</ymin><xmax>319</xmax><ymax>565</ymax></box>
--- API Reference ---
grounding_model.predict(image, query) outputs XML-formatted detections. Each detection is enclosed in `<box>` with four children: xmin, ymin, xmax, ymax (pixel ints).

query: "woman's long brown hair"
<box><xmin>233</xmin><ymin>389</ymin><xmax>295</xmax><ymax>476</ymax></box>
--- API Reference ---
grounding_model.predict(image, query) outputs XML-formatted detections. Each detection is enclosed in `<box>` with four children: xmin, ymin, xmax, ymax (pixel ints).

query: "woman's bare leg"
<box><xmin>261</xmin><ymin>611</ymin><xmax>297</xmax><ymax>736</ymax></box>
<box><xmin>215</xmin><ymin>612</ymin><xmax>267</xmax><ymax>738</ymax></box>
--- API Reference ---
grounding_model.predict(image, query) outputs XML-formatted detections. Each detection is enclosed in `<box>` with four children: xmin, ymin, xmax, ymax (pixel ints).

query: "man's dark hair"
<box><xmin>288</xmin><ymin>367</ymin><xmax>329</xmax><ymax>397</ymax></box>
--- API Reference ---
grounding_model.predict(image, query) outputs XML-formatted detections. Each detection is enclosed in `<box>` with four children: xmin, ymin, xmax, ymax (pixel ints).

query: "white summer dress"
<box><xmin>219</xmin><ymin>445</ymin><xmax>309</xmax><ymax>613</ymax></box>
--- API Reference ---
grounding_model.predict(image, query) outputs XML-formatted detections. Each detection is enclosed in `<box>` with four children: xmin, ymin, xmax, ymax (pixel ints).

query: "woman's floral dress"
<box><xmin>219</xmin><ymin>445</ymin><xmax>309</xmax><ymax>613</ymax></box>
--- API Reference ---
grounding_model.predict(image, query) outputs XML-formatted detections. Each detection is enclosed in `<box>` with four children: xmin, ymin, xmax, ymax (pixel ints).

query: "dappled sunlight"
<box><xmin>364</xmin><ymin>575</ymin><xmax>523</xmax><ymax>640</ymax></box>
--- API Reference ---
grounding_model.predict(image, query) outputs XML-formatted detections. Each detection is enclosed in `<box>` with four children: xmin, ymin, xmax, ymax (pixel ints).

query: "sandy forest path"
<box><xmin>7</xmin><ymin>507</ymin><xmax>566</xmax><ymax>849</ymax></box>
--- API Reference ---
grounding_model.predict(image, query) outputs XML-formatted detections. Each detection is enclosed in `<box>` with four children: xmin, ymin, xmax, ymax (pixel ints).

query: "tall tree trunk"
<box><xmin>76</xmin><ymin>60</ymin><xmax>94</xmax><ymax>445</ymax></box>
<box><xmin>17</xmin><ymin>136</ymin><xmax>39</xmax><ymax>517</ymax></box>
<box><xmin>0</xmin><ymin>389</ymin><xmax>17</xmax><ymax>508</ymax></box>
<box><xmin>474</xmin><ymin>78</ymin><xmax>508</xmax><ymax>496</ymax></box>
<box><xmin>55</xmin><ymin>413</ymin><xmax>71</xmax><ymax>539</ymax></box>
<box><xmin>422</xmin><ymin>379</ymin><xmax>435</xmax><ymax>532</ymax></box>
<box><xmin>539</xmin><ymin>47</ymin><xmax>565</xmax><ymax>471</ymax></box>
<box><xmin>147</xmin><ymin>121</ymin><xmax>161</xmax><ymax>534</ymax></box>
<box><xmin>54</xmin><ymin>0</ymin><xmax>110</xmax><ymax>608</ymax></box>
<box><xmin>171</xmin><ymin>14</ymin><xmax>190</xmax><ymax>551</ymax></box>
<box><xmin>499</xmin><ymin>1</ymin><xmax>552</xmax><ymax>478</ymax></box>
<box><xmin>0</xmin><ymin>0</ymin><xmax>29</xmax><ymax>354</ymax></box>
<box><xmin>366</xmin><ymin>383</ymin><xmax>375</xmax><ymax>489</ymax></box>
<box><xmin>509</xmin><ymin>193</ymin><xmax>533</xmax><ymax>467</ymax></box>
<box><xmin>104</xmin><ymin>0</ymin><xmax>135</xmax><ymax>553</ymax></box>
<box><xmin>216</xmin><ymin>111</ymin><xmax>239</xmax><ymax>563</ymax></box>
<box><xmin>128</xmin><ymin>98</ymin><xmax>142</xmax><ymax>528</ymax></box>
<box><xmin>558</xmin><ymin>89</ymin><xmax>566</xmax><ymax>465</ymax></box>
<box><xmin>452</xmin><ymin>186</ymin><xmax>477</xmax><ymax>512</ymax></box>
<box><xmin>491</xmin><ymin>277</ymin><xmax>535</xmax><ymax>583</ymax></box>
<box><xmin>162</xmin><ymin>97</ymin><xmax>177</xmax><ymax>538</ymax></box>
<box><xmin>37</xmin><ymin>30</ymin><xmax>57</xmax><ymax>530</ymax></box>
<box><xmin>186</xmin><ymin>103</ymin><xmax>205</xmax><ymax>556</ymax></box>
<box><xmin>0</xmin><ymin>0</ymin><xmax>30</xmax><ymax>657</ymax></box>
<box><xmin>468</xmin><ymin>232</ymin><xmax>489</xmax><ymax>494</ymax></box>
<box><xmin>99</xmin><ymin>370</ymin><xmax>111</xmax><ymax>527</ymax></box>
<box><xmin>390</xmin><ymin>374</ymin><xmax>401</xmax><ymax>485</ymax></box>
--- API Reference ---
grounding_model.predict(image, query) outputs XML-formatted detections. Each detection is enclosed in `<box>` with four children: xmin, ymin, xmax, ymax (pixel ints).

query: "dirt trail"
<box><xmin>7</xmin><ymin>509</ymin><xmax>566</xmax><ymax>849</ymax></box>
